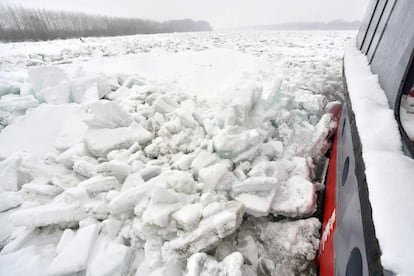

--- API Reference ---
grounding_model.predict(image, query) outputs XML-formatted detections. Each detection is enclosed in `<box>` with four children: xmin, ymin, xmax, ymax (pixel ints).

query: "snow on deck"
<box><xmin>344</xmin><ymin>44</ymin><xmax>414</xmax><ymax>275</ymax></box>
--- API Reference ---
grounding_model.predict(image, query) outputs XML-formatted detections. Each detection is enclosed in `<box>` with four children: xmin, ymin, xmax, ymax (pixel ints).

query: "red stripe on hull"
<box><xmin>318</xmin><ymin>106</ymin><xmax>341</xmax><ymax>276</ymax></box>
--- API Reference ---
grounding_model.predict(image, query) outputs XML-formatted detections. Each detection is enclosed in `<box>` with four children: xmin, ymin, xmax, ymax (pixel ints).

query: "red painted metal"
<box><xmin>318</xmin><ymin>105</ymin><xmax>342</xmax><ymax>276</ymax></box>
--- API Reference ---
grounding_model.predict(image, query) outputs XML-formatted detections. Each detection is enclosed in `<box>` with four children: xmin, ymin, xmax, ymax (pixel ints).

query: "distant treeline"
<box><xmin>0</xmin><ymin>5</ymin><xmax>212</xmax><ymax>42</ymax></box>
<box><xmin>235</xmin><ymin>20</ymin><xmax>361</xmax><ymax>31</ymax></box>
<box><xmin>263</xmin><ymin>20</ymin><xmax>361</xmax><ymax>30</ymax></box>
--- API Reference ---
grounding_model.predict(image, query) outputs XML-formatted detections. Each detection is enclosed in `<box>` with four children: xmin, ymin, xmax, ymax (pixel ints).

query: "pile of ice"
<box><xmin>0</xmin><ymin>32</ymin><xmax>349</xmax><ymax>275</ymax></box>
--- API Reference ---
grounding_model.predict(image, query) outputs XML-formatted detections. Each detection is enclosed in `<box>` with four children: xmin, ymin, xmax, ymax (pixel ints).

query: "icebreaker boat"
<box><xmin>318</xmin><ymin>0</ymin><xmax>414</xmax><ymax>275</ymax></box>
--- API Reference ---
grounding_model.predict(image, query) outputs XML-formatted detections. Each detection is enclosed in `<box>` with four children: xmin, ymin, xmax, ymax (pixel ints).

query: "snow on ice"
<box><xmin>0</xmin><ymin>31</ymin><xmax>353</xmax><ymax>275</ymax></box>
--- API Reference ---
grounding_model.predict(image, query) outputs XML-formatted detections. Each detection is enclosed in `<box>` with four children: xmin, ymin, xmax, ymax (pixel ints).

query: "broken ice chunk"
<box><xmin>144</xmin><ymin>143</ymin><xmax>159</xmax><ymax>159</ymax></box>
<box><xmin>70</xmin><ymin>76</ymin><xmax>111</xmax><ymax>103</ymax></box>
<box><xmin>54</xmin><ymin>114</ymin><xmax>87</xmax><ymax>151</ymax></box>
<box><xmin>261</xmin><ymin>141</ymin><xmax>284</xmax><ymax>159</ymax></box>
<box><xmin>101</xmin><ymin>218</ymin><xmax>123</xmax><ymax>239</ymax></box>
<box><xmin>22</xmin><ymin>66</ymin><xmax>69</xmax><ymax>98</ymax></box>
<box><xmin>0</xmin><ymin>227</ymin><xmax>40</xmax><ymax>254</ymax></box>
<box><xmin>220</xmin><ymin>252</ymin><xmax>244</xmax><ymax>276</ymax></box>
<box><xmin>140</xmin><ymin>165</ymin><xmax>162</xmax><ymax>181</ymax></box>
<box><xmin>235</xmin><ymin>192</ymin><xmax>275</xmax><ymax>217</ymax></box>
<box><xmin>232</xmin><ymin>177</ymin><xmax>278</xmax><ymax>194</ymax></box>
<box><xmin>257</xmin><ymin>258</ymin><xmax>277</xmax><ymax>275</ymax></box>
<box><xmin>84</xmin><ymin>124</ymin><xmax>153</xmax><ymax>157</ymax></box>
<box><xmin>81</xmin><ymin>83</ymin><xmax>101</xmax><ymax>104</ymax></box>
<box><xmin>47</xmin><ymin>224</ymin><xmax>99</xmax><ymax>275</ymax></box>
<box><xmin>236</xmin><ymin>234</ymin><xmax>258</xmax><ymax>268</ymax></box>
<box><xmin>21</xmin><ymin>180</ymin><xmax>63</xmax><ymax>197</ymax></box>
<box><xmin>310</xmin><ymin>113</ymin><xmax>336</xmax><ymax>157</ymax></box>
<box><xmin>213</xmin><ymin>128</ymin><xmax>261</xmax><ymax>160</ymax></box>
<box><xmin>289</xmin><ymin>156</ymin><xmax>313</xmax><ymax>179</ymax></box>
<box><xmin>121</xmin><ymin>172</ymin><xmax>145</xmax><ymax>192</ymax></box>
<box><xmin>37</xmin><ymin>81</ymin><xmax>71</xmax><ymax>104</ymax></box>
<box><xmin>271</xmin><ymin>175</ymin><xmax>316</xmax><ymax>218</ymax></box>
<box><xmin>162</xmin><ymin>201</ymin><xmax>244</xmax><ymax>261</ymax></box>
<box><xmin>87</xmin><ymin>237</ymin><xmax>131</xmax><ymax>276</ymax></box>
<box><xmin>95</xmin><ymin>160</ymin><xmax>131</xmax><ymax>182</ymax></box>
<box><xmin>232</xmin><ymin>146</ymin><xmax>261</xmax><ymax>163</ymax></box>
<box><xmin>258</xmin><ymin>218</ymin><xmax>321</xmax><ymax>273</ymax></box>
<box><xmin>58</xmin><ymin>187</ymin><xmax>90</xmax><ymax>205</ymax></box>
<box><xmin>165</xmin><ymin>170</ymin><xmax>196</xmax><ymax>194</ymax></box>
<box><xmin>107</xmin><ymin>86</ymin><xmax>134</xmax><ymax>101</ymax></box>
<box><xmin>191</xmin><ymin>151</ymin><xmax>219</xmax><ymax>177</ymax></box>
<box><xmin>108</xmin><ymin>148</ymin><xmax>134</xmax><ymax>162</ymax></box>
<box><xmin>0</xmin><ymin>78</ymin><xmax>20</xmax><ymax>97</ymax></box>
<box><xmin>198</xmin><ymin>163</ymin><xmax>236</xmax><ymax>192</ymax></box>
<box><xmin>172</xmin><ymin>203</ymin><xmax>203</xmax><ymax>230</ymax></box>
<box><xmin>153</xmin><ymin>96</ymin><xmax>180</xmax><ymax>114</ymax></box>
<box><xmin>83</xmin><ymin>100</ymin><xmax>133</xmax><ymax>129</ymax></box>
<box><xmin>0</xmin><ymin>94</ymin><xmax>39</xmax><ymax>112</ymax></box>
<box><xmin>144</xmin><ymin>237</ymin><xmax>163</xmax><ymax>268</ymax></box>
<box><xmin>0</xmin><ymin>153</ymin><xmax>28</xmax><ymax>191</ymax></box>
<box><xmin>248</xmin><ymin>161</ymin><xmax>288</xmax><ymax>181</ymax></box>
<box><xmin>142</xmin><ymin>186</ymin><xmax>184</xmax><ymax>227</ymax></box>
<box><xmin>142</xmin><ymin>262</ymin><xmax>184</xmax><ymax>276</ymax></box>
<box><xmin>79</xmin><ymin>175</ymin><xmax>120</xmax><ymax>195</ymax></box>
<box><xmin>213</xmin><ymin>239</ymin><xmax>235</xmax><ymax>262</ymax></box>
<box><xmin>56</xmin><ymin>143</ymin><xmax>88</xmax><ymax>169</ymax></box>
<box><xmin>108</xmin><ymin>184</ymin><xmax>153</xmax><ymax>214</ymax></box>
<box><xmin>89</xmin><ymin>201</ymin><xmax>110</xmax><ymax>221</ymax></box>
<box><xmin>122</xmin><ymin>76</ymin><xmax>144</xmax><ymax>88</ymax></box>
<box><xmin>52</xmin><ymin>173</ymin><xmax>83</xmax><ymax>190</ymax></box>
<box><xmin>174</xmin><ymin>107</ymin><xmax>198</xmax><ymax>128</ymax></box>
<box><xmin>172</xmin><ymin>153</ymin><xmax>196</xmax><ymax>171</ymax></box>
<box><xmin>10</xmin><ymin>203</ymin><xmax>87</xmax><ymax>227</ymax></box>
<box><xmin>106</xmin><ymin>190</ymin><xmax>119</xmax><ymax>202</ymax></box>
<box><xmin>56</xmin><ymin>229</ymin><xmax>76</xmax><ymax>254</ymax></box>
<box><xmin>73</xmin><ymin>156</ymin><xmax>98</xmax><ymax>178</ymax></box>
<box><xmin>186</xmin><ymin>252</ymin><xmax>244</xmax><ymax>276</ymax></box>
<box><xmin>0</xmin><ymin>192</ymin><xmax>23</xmax><ymax>212</ymax></box>
<box><xmin>294</xmin><ymin>93</ymin><xmax>327</xmax><ymax>115</ymax></box>
<box><xmin>200</xmin><ymin>192</ymin><xmax>216</xmax><ymax>206</ymax></box>
<box><xmin>201</xmin><ymin>201</ymin><xmax>221</xmax><ymax>218</ymax></box>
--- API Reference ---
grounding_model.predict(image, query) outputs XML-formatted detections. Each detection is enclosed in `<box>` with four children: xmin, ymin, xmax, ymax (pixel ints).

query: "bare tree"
<box><xmin>0</xmin><ymin>5</ymin><xmax>212</xmax><ymax>42</ymax></box>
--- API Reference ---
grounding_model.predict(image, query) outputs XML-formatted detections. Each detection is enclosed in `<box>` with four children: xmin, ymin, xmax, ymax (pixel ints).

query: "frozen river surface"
<box><xmin>0</xmin><ymin>31</ymin><xmax>354</xmax><ymax>275</ymax></box>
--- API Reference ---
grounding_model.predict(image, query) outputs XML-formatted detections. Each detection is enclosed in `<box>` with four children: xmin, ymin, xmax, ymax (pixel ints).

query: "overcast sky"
<box><xmin>1</xmin><ymin>0</ymin><xmax>369</xmax><ymax>29</ymax></box>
